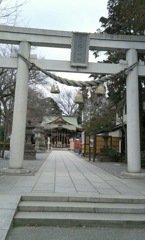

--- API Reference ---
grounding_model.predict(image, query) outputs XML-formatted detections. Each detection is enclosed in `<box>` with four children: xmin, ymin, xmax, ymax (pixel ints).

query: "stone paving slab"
<box><xmin>0</xmin><ymin>195</ymin><xmax>20</xmax><ymax>240</ymax></box>
<box><xmin>0</xmin><ymin>150</ymin><xmax>145</xmax><ymax>239</ymax></box>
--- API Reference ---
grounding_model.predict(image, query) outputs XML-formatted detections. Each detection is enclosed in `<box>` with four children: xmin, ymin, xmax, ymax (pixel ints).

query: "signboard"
<box><xmin>81</xmin><ymin>131</ymin><xmax>85</xmax><ymax>145</ymax></box>
<box><xmin>71</xmin><ymin>32</ymin><xmax>89</xmax><ymax>67</ymax></box>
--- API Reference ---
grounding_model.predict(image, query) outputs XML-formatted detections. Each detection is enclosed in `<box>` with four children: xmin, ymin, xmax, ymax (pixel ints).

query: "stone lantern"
<box><xmin>97</xmin><ymin>132</ymin><xmax>112</xmax><ymax>162</ymax></box>
<box><xmin>24</xmin><ymin>120</ymin><xmax>36</xmax><ymax>160</ymax></box>
<box><xmin>34</xmin><ymin>124</ymin><xmax>46</xmax><ymax>152</ymax></box>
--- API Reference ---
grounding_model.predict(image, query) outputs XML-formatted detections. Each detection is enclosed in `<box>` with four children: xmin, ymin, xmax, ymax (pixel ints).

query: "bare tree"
<box><xmin>52</xmin><ymin>86</ymin><xmax>78</xmax><ymax>116</ymax></box>
<box><xmin>0</xmin><ymin>67</ymin><xmax>16</xmax><ymax>156</ymax></box>
<box><xmin>0</xmin><ymin>0</ymin><xmax>50</xmax><ymax>156</ymax></box>
<box><xmin>0</xmin><ymin>0</ymin><xmax>28</xmax><ymax>25</ymax></box>
<box><xmin>27</xmin><ymin>86</ymin><xmax>61</xmax><ymax>125</ymax></box>
<box><xmin>82</xmin><ymin>91</ymin><xmax>115</xmax><ymax>134</ymax></box>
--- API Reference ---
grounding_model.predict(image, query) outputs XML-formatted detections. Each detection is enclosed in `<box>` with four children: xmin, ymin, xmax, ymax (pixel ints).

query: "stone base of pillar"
<box><xmin>120</xmin><ymin>171</ymin><xmax>145</xmax><ymax>178</ymax></box>
<box><xmin>0</xmin><ymin>168</ymin><xmax>32</xmax><ymax>175</ymax></box>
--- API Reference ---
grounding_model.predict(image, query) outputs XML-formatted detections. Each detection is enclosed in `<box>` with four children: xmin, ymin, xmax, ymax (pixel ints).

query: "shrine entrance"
<box><xmin>0</xmin><ymin>25</ymin><xmax>145</xmax><ymax>176</ymax></box>
<box><xmin>50</xmin><ymin>130</ymin><xmax>69</xmax><ymax>148</ymax></box>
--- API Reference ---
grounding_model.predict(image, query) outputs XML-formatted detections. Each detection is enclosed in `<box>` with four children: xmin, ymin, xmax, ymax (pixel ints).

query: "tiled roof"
<box><xmin>41</xmin><ymin>115</ymin><xmax>82</xmax><ymax>130</ymax></box>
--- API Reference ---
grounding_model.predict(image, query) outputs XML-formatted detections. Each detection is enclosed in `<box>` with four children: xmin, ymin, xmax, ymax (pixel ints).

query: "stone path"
<box><xmin>0</xmin><ymin>150</ymin><xmax>145</xmax><ymax>240</ymax></box>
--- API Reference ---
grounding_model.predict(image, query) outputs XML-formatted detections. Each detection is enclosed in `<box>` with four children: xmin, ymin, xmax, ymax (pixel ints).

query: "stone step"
<box><xmin>14</xmin><ymin>211</ymin><xmax>145</xmax><ymax>227</ymax></box>
<box><xmin>14</xmin><ymin>194</ymin><xmax>145</xmax><ymax>227</ymax></box>
<box><xmin>21</xmin><ymin>194</ymin><xmax>145</xmax><ymax>204</ymax></box>
<box><xmin>18</xmin><ymin>201</ymin><xmax>145</xmax><ymax>214</ymax></box>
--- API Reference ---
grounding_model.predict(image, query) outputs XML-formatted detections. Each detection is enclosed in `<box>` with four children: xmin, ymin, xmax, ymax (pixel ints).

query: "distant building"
<box><xmin>41</xmin><ymin>115</ymin><xmax>82</xmax><ymax>148</ymax></box>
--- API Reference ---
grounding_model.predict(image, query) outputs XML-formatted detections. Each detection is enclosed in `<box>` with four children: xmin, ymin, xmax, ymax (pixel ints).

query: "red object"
<box><xmin>75</xmin><ymin>140</ymin><xmax>81</xmax><ymax>150</ymax></box>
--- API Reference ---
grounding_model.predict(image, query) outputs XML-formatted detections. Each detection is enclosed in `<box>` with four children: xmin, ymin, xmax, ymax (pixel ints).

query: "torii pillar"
<box><xmin>122</xmin><ymin>48</ymin><xmax>145</xmax><ymax>177</ymax></box>
<box><xmin>9</xmin><ymin>41</ymin><xmax>30</xmax><ymax>172</ymax></box>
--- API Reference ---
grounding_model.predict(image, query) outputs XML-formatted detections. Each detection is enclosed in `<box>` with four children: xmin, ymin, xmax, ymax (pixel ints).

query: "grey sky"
<box><xmin>16</xmin><ymin>0</ymin><xmax>108</xmax><ymax>81</ymax></box>
<box><xmin>22</xmin><ymin>0</ymin><xmax>108</xmax><ymax>32</ymax></box>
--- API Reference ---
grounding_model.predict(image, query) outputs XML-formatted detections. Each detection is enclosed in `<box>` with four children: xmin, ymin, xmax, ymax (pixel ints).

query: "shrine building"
<box><xmin>41</xmin><ymin>115</ymin><xmax>82</xmax><ymax>148</ymax></box>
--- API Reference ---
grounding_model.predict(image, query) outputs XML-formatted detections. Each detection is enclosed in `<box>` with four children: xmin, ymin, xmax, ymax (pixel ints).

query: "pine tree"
<box><xmin>100</xmin><ymin>0</ymin><xmax>145</xmax><ymax>35</ymax></box>
<box><xmin>99</xmin><ymin>0</ymin><xmax>145</xmax><ymax>151</ymax></box>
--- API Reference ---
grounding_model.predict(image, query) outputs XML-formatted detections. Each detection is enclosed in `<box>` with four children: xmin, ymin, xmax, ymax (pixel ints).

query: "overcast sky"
<box><xmin>22</xmin><ymin>0</ymin><xmax>108</xmax><ymax>32</ymax></box>
<box><xmin>18</xmin><ymin>0</ymin><xmax>108</xmax><ymax>81</ymax></box>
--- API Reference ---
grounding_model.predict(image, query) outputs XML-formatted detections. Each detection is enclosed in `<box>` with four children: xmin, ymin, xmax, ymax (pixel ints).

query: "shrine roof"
<box><xmin>41</xmin><ymin>115</ymin><xmax>82</xmax><ymax>130</ymax></box>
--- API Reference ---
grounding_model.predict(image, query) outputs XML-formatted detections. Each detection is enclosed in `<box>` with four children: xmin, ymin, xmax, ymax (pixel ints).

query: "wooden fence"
<box><xmin>81</xmin><ymin>133</ymin><xmax>120</xmax><ymax>156</ymax></box>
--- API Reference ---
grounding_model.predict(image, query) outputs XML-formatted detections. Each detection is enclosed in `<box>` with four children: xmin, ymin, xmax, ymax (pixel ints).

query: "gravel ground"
<box><xmin>83</xmin><ymin>157</ymin><xmax>145</xmax><ymax>177</ymax></box>
<box><xmin>74</xmin><ymin>153</ymin><xmax>128</xmax><ymax>178</ymax></box>
<box><xmin>0</xmin><ymin>151</ymin><xmax>50</xmax><ymax>175</ymax></box>
<box><xmin>90</xmin><ymin>160</ymin><xmax>127</xmax><ymax>177</ymax></box>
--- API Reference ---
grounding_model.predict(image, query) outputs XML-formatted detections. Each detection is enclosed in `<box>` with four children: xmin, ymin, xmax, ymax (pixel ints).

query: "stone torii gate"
<box><xmin>0</xmin><ymin>25</ymin><xmax>145</xmax><ymax>176</ymax></box>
